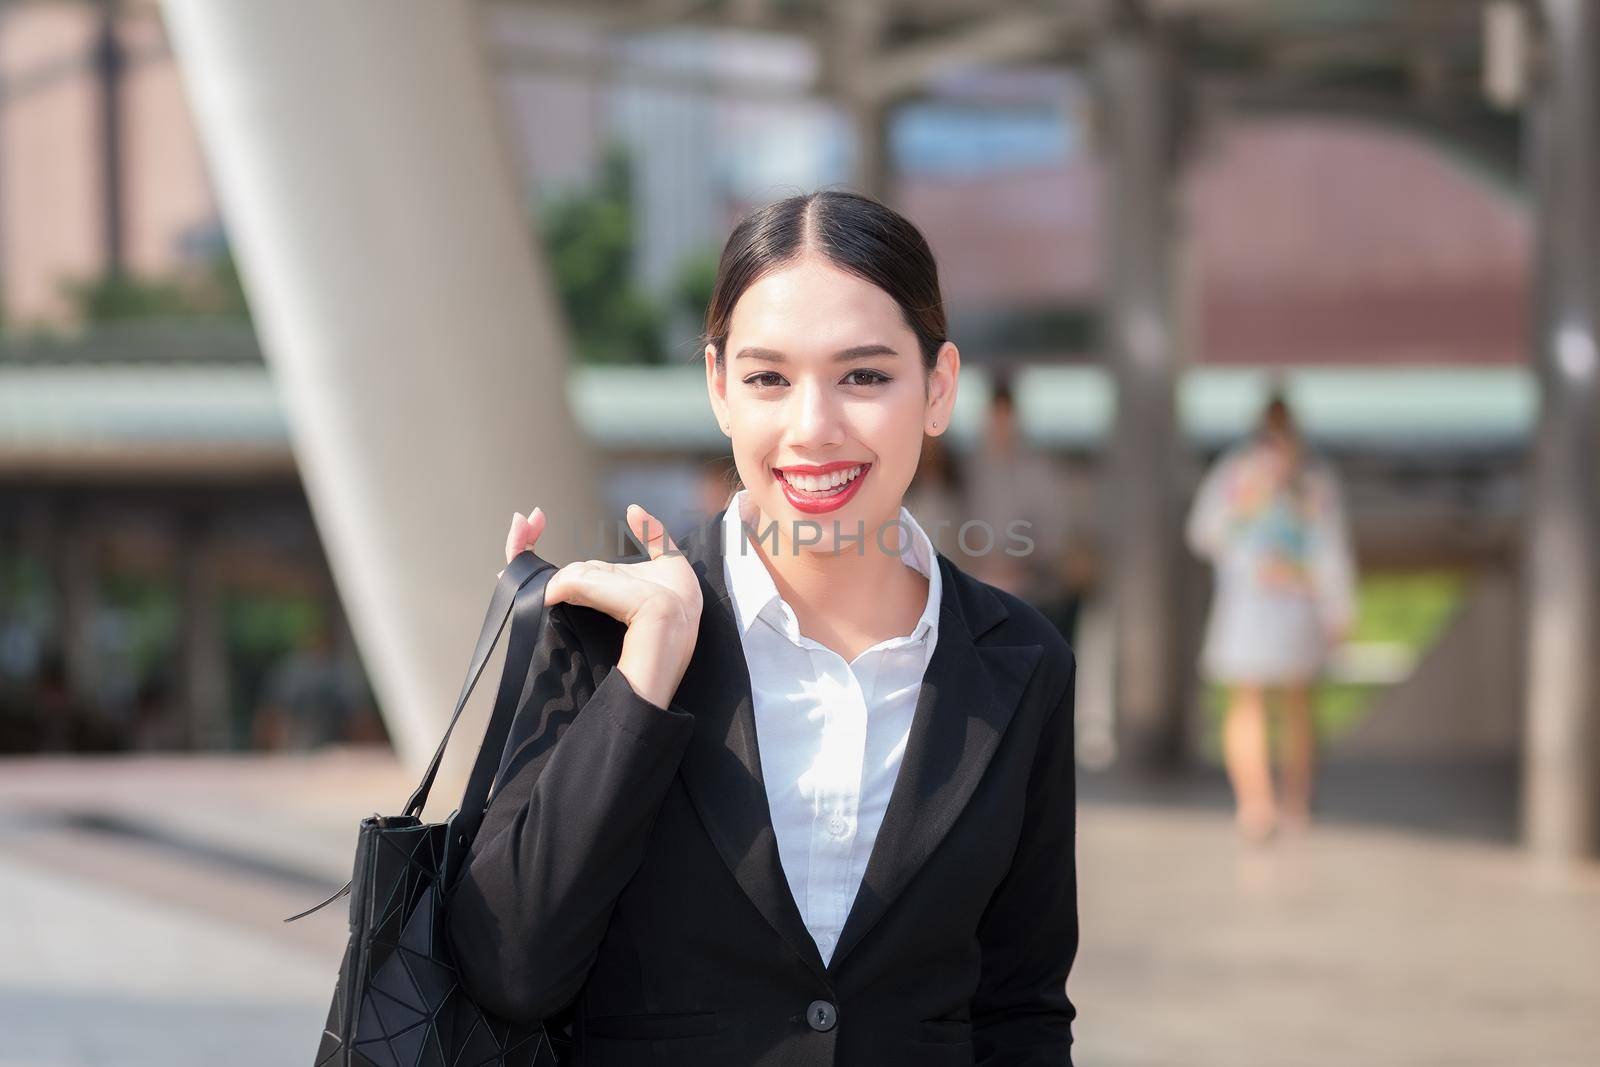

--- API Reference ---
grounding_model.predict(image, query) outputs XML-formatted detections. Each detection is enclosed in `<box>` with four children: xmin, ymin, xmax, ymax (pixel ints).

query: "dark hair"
<box><xmin>1256</xmin><ymin>388</ymin><xmax>1310</xmax><ymax>498</ymax></box>
<box><xmin>1258</xmin><ymin>390</ymin><xmax>1296</xmax><ymax>439</ymax></box>
<box><xmin>990</xmin><ymin>367</ymin><xmax>1015</xmax><ymax>410</ymax></box>
<box><xmin>699</xmin><ymin>189</ymin><xmax>947</xmax><ymax>377</ymax></box>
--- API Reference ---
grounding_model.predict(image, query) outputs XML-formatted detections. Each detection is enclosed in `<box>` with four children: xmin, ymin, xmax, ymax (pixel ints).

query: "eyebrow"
<box><xmin>733</xmin><ymin>344</ymin><xmax>900</xmax><ymax>364</ymax></box>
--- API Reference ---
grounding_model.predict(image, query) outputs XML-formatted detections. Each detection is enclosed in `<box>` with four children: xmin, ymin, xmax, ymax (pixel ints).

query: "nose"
<box><xmin>787</xmin><ymin>376</ymin><xmax>845</xmax><ymax>451</ymax></box>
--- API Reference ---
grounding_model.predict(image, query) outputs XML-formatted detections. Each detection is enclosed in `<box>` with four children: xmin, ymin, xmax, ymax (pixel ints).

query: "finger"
<box><xmin>504</xmin><ymin>506</ymin><xmax>546</xmax><ymax>564</ymax></box>
<box><xmin>627</xmin><ymin>504</ymin><xmax>679</xmax><ymax>561</ymax></box>
<box><xmin>504</xmin><ymin>513</ymin><xmax>524</xmax><ymax>566</ymax></box>
<box><xmin>546</xmin><ymin>559</ymin><xmax>672</xmax><ymax>626</ymax></box>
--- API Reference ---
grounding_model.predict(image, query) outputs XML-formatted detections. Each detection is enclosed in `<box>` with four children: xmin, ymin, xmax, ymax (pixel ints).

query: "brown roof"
<box><xmin>900</xmin><ymin>116</ymin><xmax>1529</xmax><ymax>365</ymax></box>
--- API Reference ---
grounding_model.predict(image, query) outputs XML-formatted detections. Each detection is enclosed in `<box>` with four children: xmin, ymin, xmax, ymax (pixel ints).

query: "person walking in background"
<box><xmin>251</xmin><ymin>619</ymin><xmax>375</xmax><ymax>750</ymax></box>
<box><xmin>902</xmin><ymin>431</ymin><xmax>969</xmax><ymax>567</ymax></box>
<box><xmin>962</xmin><ymin>371</ymin><xmax>1071</xmax><ymax>604</ymax></box>
<box><xmin>1185</xmin><ymin>392</ymin><xmax>1357</xmax><ymax>843</ymax></box>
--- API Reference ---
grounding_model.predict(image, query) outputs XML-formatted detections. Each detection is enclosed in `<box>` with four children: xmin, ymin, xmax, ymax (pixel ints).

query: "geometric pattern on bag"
<box><xmin>312</xmin><ymin>821</ymin><xmax>559</xmax><ymax>1067</ymax></box>
<box><xmin>291</xmin><ymin>552</ymin><xmax>572</xmax><ymax>1066</ymax></box>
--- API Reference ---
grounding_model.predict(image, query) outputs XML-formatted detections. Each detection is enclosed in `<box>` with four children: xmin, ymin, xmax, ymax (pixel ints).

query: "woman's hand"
<box><xmin>503</xmin><ymin>505</ymin><xmax>702</xmax><ymax>710</ymax></box>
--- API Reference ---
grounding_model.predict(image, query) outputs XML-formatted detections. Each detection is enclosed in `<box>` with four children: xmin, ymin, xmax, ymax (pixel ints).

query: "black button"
<box><xmin>806</xmin><ymin>999</ymin><xmax>837</xmax><ymax>1032</ymax></box>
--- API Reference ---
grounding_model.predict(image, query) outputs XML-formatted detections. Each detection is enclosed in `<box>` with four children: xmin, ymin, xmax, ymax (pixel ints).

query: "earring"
<box><xmin>931</xmin><ymin>420</ymin><xmax>940</xmax><ymax>430</ymax></box>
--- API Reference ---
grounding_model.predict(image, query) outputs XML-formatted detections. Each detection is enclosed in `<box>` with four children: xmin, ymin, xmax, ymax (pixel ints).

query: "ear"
<box><xmin>705</xmin><ymin>343</ymin><xmax>730</xmax><ymax>437</ymax></box>
<box><xmin>927</xmin><ymin>340</ymin><xmax>960</xmax><ymax>434</ymax></box>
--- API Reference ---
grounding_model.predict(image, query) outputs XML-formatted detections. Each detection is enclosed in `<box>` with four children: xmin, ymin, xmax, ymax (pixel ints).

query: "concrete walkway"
<box><xmin>0</xmin><ymin>750</ymin><xmax>1595</xmax><ymax>1066</ymax></box>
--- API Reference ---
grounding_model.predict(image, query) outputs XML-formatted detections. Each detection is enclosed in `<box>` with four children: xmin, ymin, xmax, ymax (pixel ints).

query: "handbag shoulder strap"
<box><xmin>404</xmin><ymin>550</ymin><xmax>556</xmax><ymax>818</ymax></box>
<box><xmin>284</xmin><ymin>549</ymin><xmax>556</xmax><ymax>924</ymax></box>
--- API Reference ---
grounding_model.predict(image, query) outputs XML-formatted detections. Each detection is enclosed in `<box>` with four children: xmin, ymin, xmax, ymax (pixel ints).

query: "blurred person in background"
<box><xmin>33</xmin><ymin>649</ymin><xmax>79</xmax><ymax>752</ymax></box>
<box><xmin>962</xmin><ymin>371</ymin><xmax>1072</xmax><ymax>605</ymax></box>
<box><xmin>902</xmin><ymin>430</ymin><xmax>969</xmax><ymax>565</ymax></box>
<box><xmin>251</xmin><ymin>618</ymin><xmax>375</xmax><ymax>750</ymax></box>
<box><xmin>130</xmin><ymin>671</ymin><xmax>185</xmax><ymax>750</ymax></box>
<box><xmin>697</xmin><ymin>462</ymin><xmax>743</xmax><ymax>522</ymax></box>
<box><xmin>1185</xmin><ymin>392</ymin><xmax>1357</xmax><ymax>843</ymax></box>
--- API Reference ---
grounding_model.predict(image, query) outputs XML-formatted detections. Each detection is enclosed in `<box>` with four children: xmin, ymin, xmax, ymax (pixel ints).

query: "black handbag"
<box><xmin>285</xmin><ymin>550</ymin><xmax>572</xmax><ymax>1066</ymax></box>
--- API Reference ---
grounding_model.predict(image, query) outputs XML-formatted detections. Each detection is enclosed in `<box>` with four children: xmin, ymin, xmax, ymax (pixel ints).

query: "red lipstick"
<box><xmin>773</xmin><ymin>461</ymin><xmax>871</xmax><ymax>515</ymax></box>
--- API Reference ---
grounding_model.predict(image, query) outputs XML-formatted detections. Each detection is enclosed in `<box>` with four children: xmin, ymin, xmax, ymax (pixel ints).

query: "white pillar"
<box><xmin>160</xmin><ymin>0</ymin><xmax>604</xmax><ymax>783</ymax></box>
<box><xmin>1521</xmin><ymin>0</ymin><xmax>1600</xmax><ymax>863</ymax></box>
<box><xmin>1094</xmin><ymin>15</ymin><xmax>1187</xmax><ymax>770</ymax></box>
<box><xmin>833</xmin><ymin>0</ymin><xmax>893</xmax><ymax>202</ymax></box>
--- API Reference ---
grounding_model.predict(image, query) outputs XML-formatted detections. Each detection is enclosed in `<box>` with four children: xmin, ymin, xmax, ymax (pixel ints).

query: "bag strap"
<box><xmin>403</xmin><ymin>549</ymin><xmax>556</xmax><ymax>818</ymax></box>
<box><xmin>442</xmin><ymin>553</ymin><xmax>559</xmax><ymax>880</ymax></box>
<box><xmin>284</xmin><ymin>549</ymin><xmax>556</xmax><ymax>923</ymax></box>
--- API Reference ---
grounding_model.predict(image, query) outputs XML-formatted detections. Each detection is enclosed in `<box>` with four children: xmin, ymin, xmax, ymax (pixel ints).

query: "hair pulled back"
<box><xmin>700</xmin><ymin>189</ymin><xmax>947</xmax><ymax>375</ymax></box>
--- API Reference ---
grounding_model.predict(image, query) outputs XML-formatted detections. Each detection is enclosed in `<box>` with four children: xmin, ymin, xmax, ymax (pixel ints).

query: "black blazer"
<box><xmin>446</xmin><ymin>505</ymin><xmax>1080</xmax><ymax>1065</ymax></box>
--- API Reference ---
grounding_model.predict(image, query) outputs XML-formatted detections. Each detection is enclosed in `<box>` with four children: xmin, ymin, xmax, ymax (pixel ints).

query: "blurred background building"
<box><xmin>0</xmin><ymin>2</ymin><xmax>1596</xmax><ymax>1064</ymax></box>
<box><xmin>0</xmin><ymin>0</ymin><xmax>1546</xmax><ymax>820</ymax></box>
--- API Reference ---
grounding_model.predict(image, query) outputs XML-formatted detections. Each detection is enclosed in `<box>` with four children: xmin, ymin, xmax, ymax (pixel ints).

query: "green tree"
<box><xmin>62</xmin><ymin>269</ymin><xmax>194</xmax><ymax>321</ymax></box>
<box><xmin>535</xmin><ymin>142</ymin><xmax>665</xmax><ymax>364</ymax></box>
<box><xmin>670</xmin><ymin>247</ymin><xmax>720</xmax><ymax>339</ymax></box>
<box><xmin>58</xmin><ymin>247</ymin><xmax>252</xmax><ymax>325</ymax></box>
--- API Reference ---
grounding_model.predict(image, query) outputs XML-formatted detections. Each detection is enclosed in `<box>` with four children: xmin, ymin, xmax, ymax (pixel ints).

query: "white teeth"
<box><xmin>780</xmin><ymin>464</ymin><xmax>864</xmax><ymax>493</ymax></box>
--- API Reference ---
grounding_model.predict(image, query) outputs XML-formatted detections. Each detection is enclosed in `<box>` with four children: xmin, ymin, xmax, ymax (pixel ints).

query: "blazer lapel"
<box><xmin>668</xmin><ymin>505</ymin><xmax>1044</xmax><ymax>986</ymax></box>
<box><xmin>671</xmin><ymin>509</ymin><xmax>830</xmax><ymax>984</ymax></box>
<box><xmin>827</xmin><ymin>551</ymin><xmax>1043</xmax><ymax>973</ymax></box>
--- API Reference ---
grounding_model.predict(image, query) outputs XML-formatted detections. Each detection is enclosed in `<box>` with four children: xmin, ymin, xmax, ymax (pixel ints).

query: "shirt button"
<box><xmin>806</xmin><ymin>999</ymin><xmax>838</xmax><ymax>1032</ymax></box>
<box><xmin>827</xmin><ymin>814</ymin><xmax>847</xmax><ymax>836</ymax></box>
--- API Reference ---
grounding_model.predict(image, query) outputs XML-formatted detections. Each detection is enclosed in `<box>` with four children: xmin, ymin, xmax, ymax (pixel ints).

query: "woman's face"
<box><xmin>707</xmin><ymin>255</ymin><xmax>958</xmax><ymax>555</ymax></box>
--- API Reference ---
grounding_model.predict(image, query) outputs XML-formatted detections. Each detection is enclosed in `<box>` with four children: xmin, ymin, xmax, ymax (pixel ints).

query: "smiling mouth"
<box><xmin>773</xmin><ymin>463</ymin><xmax>869</xmax><ymax>497</ymax></box>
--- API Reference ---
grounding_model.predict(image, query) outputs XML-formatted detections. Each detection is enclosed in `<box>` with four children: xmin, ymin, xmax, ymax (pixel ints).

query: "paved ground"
<box><xmin>0</xmin><ymin>749</ymin><xmax>1595</xmax><ymax>1066</ymax></box>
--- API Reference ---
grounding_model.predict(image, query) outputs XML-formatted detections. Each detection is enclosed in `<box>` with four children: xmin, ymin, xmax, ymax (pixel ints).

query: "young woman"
<box><xmin>1184</xmin><ymin>394</ymin><xmax>1357</xmax><ymax>843</ymax></box>
<box><xmin>446</xmin><ymin>190</ymin><xmax>1080</xmax><ymax>1065</ymax></box>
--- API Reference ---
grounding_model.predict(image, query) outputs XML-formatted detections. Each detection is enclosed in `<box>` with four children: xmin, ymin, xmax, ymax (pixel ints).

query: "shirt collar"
<box><xmin>721</xmin><ymin>487</ymin><xmax>942</xmax><ymax>648</ymax></box>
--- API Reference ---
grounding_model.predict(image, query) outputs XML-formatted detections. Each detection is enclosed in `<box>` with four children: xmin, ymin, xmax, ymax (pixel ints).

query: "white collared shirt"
<box><xmin>721</xmin><ymin>488</ymin><xmax>942</xmax><ymax>966</ymax></box>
